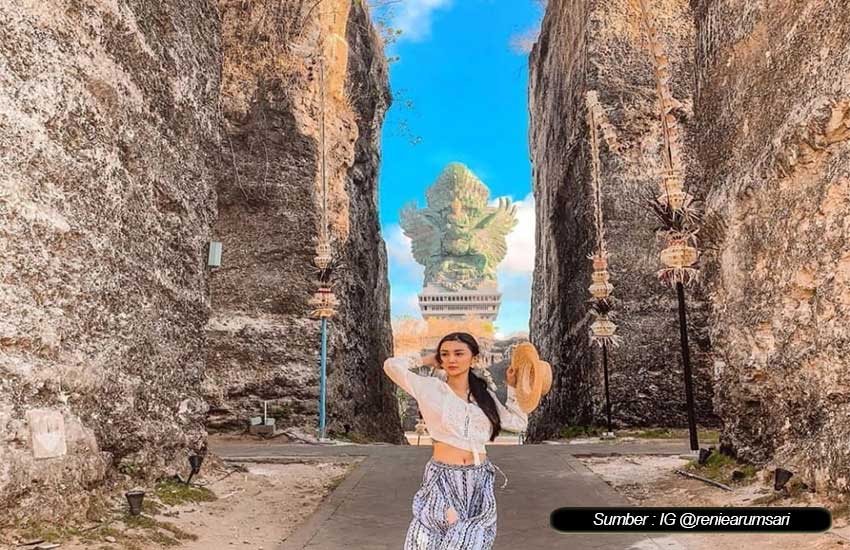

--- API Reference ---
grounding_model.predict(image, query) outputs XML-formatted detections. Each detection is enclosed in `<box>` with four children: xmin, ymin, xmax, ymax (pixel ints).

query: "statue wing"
<box><xmin>471</xmin><ymin>197</ymin><xmax>518</xmax><ymax>265</ymax></box>
<box><xmin>399</xmin><ymin>204</ymin><xmax>441</xmax><ymax>266</ymax></box>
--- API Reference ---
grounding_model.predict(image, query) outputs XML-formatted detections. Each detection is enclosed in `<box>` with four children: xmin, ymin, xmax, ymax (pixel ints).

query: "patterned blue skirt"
<box><xmin>404</xmin><ymin>458</ymin><xmax>497</xmax><ymax>550</ymax></box>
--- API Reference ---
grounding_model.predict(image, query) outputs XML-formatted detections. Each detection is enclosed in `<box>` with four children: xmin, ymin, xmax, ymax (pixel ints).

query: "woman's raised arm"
<box><xmin>493</xmin><ymin>386</ymin><xmax>529</xmax><ymax>433</ymax></box>
<box><xmin>383</xmin><ymin>352</ymin><xmax>447</xmax><ymax>401</ymax></box>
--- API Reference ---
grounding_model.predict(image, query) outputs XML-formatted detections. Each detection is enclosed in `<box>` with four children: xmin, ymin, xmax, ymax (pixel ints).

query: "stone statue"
<box><xmin>400</xmin><ymin>163</ymin><xmax>518</xmax><ymax>290</ymax></box>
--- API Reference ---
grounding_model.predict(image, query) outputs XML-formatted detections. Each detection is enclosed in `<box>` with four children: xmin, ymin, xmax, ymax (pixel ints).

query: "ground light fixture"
<box><xmin>774</xmin><ymin>468</ymin><xmax>794</xmax><ymax>491</ymax></box>
<box><xmin>125</xmin><ymin>490</ymin><xmax>145</xmax><ymax>516</ymax></box>
<box><xmin>185</xmin><ymin>454</ymin><xmax>205</xmax><ymax>485</ymax></box>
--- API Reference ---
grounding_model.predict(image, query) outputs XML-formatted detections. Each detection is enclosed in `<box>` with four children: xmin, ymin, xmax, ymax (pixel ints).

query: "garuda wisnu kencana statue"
<box><xmin>400</xmin><ymin>163</ymin><xmax>518</xmax><ymax>291</ymax></box>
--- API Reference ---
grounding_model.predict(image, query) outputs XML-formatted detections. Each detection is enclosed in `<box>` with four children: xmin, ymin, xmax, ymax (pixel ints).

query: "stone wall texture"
<box><xmin>528</xmin><ymin>0</ymin><xmax>716</xmax><ymax>439</ymax></box>
<box><xmin>1</xmin><ymin>0</ymin><xmax>399</xmax><ymax>525</ymax></box>
<box><xmin>205</xmin><ymin>0</ymin><xmax>402</xmax><ymax>444</ymax></box>
<box><xmin>0</xmin><ymin>0</ymin><xmax>221</xmax><ymax>523</ymax></box>
<box><xmin>532</xmin><ymin>0</ymin><xmax>850</xmax><ymax>491</ymax></box>
<box><xmin>691</xmin><ymin>0</ymin><xmax>850</xmax><ymax>492</ymax></box>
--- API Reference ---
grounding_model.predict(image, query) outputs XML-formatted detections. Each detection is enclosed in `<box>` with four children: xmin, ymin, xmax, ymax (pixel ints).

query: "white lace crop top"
<box><xmin>383</xmin><ymin>353</ymin><xmax>529</xmax><ymax>466</ymax></box>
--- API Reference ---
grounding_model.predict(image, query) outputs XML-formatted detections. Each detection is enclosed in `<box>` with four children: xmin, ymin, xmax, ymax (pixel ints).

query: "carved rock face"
<box><xmin>691</xmin><ymin>0</ymin><xmax>850</xmax><ymax>492</ymax></box>
<box><xmin>0</xmin><ymin>0</ymin><xmax>222</xmax><ymax>522</ymax></box>
<box><xmin>531</xmin><ymin>0</ymin><xmax>850</xmax><ymax>491</ymax></box>
<box><xmin>0</xmin><ymin>0</ymin><xmax>399</xmax><ymax>522</ymax></box>
<box><xmin>528</xmin><ymin>0</ymin><xmax>714</xmax><ymax>437</ymax></box>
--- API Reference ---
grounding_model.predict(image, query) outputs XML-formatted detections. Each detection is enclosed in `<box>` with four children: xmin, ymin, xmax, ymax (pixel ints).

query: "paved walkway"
<box><xmin>213</xmin><ymin>440</ymin><xmax>692</xmax><ymax>550</ymax></box>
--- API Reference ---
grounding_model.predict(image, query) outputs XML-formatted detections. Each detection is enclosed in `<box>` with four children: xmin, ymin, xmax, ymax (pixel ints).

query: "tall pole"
<box><xmin>586</xmin><ymin>91</ymin><xmax>622</xmax><ymax>436</ymax></box>
<box><xmin>316</xmin><ymin>24</ymin><xmax>330</xmax><ymax>442</ymax></box>
<box><xmin>602</xmin><ymin>343</ymin><xmax>612</xmax><ymax>434</ymax></box>
<box><xmin>319</xmin><ymin>54</ymin><xmax>327</xmax><ymax>443</ymax></box>
<box><xmin>319</xmin><ymin>317</ymin><xmax>328</xmax><ymax>440</ymax></box>
<box><xmin>319</xmin><ymin>59</ymin><xmax>327</xmax><ymax>234</ymax></box>
<box><xmin>676</xmin><ymin>282</ymin><xmax>698</xmax><ymax>450</ymax></box>
<box><xmin>636</xmin><ymin>0</ymin><xmax>701</xmax><ymax>452</ymax></box>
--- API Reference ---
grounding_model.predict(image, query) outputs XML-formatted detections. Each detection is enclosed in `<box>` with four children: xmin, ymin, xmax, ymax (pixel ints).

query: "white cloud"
<box><xmin>385</xmin><ymin>224</ymin><xmax>425</xmax><ymax>283</ymax></box>
<box><xmin>492</xmin><ymin>193</ymin><xmax>535</xmax><ymax>275</ymax></box>
<box><xmin>385</xmin><ymin>224</ymin><xmax>424</xmax><ymax>320</ymax></box>
<box><xmin>390</xmin><ymin>286</ymin><xmax>422</xmax><ymax>320</ymax></box>
<box><xmin>390</xmin><ymin>0</ymin><xmax>452</xmax><ymax>42</ymax></box>
<box><xmin>491</xmin><ymin>193</ymin><xmax>535</xmax><ymax>335</ymax></box>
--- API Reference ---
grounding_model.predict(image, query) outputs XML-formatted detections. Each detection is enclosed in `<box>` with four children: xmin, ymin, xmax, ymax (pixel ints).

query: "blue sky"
<box><xmin>376</xmin><ymin>0</ymin><xmax>543</xmax><ymax>337</ymax></box>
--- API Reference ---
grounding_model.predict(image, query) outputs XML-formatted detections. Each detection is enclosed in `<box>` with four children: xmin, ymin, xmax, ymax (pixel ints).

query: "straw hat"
<box><xmin>510</xmin><ymin>342</ymin><xmax>552</xmax><ymax>413</ymax></box>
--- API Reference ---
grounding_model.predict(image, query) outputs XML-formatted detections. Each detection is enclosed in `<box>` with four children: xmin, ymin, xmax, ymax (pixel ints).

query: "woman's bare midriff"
<box><xmin>432</xmin><ymin>440</ymin><xmax>486</xmax><ymax>465</ymax></box>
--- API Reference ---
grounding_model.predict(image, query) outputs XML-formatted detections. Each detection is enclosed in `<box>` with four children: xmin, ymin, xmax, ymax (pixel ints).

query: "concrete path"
<box><xmin>213</xmin><ymin>440</ymin><xmax>692</xmax><ymax>550</ymax></box>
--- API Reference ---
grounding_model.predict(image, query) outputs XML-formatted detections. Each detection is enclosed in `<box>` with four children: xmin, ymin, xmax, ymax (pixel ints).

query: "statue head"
<box><xmin>426</xmin><ymin>163</ymin><xmax>489</xmax><ymax>213</ymax></box>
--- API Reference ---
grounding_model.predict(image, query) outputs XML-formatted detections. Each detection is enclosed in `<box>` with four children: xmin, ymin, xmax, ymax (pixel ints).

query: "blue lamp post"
<box><xmin>319</xmin><ymin>317</ymin><xmax>328</xmax><ymax>438</ymax></box>
<box><xmin>310</xmin><ymin>53</ymin><xmax>338</xmax><ymax>441</ymax></box>
<box><xmin>310</xmin><ymin>240</ymin><xmax>336</xmax><ymax>441</ymax></box>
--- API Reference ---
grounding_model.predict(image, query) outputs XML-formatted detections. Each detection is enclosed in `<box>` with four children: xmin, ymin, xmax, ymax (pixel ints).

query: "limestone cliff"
<box><xmin>692</xmin><ymin>0</ymin><xmax>850</xmax><ymax>492</ymax></box>
<box><xmin>0</xmin><ymin>0</ymin><xmax>220</xmax><ymax>523</ymax></box>
<box><xmin>532</xmin><ymin>0</ymin><xmax>850</xmax><ymax>491</ymax></box>
<box><xmin>0</xmin><ymin>0</ymin><xmax>399</xmax><ymax>525</ymax></box>
<box><xmin>528</xmin><ymin>0</ymin><xmax>715</xmax><ymax>438</ymax></box>
<box><xmin>206</xmin><ymin>0</ymin><xmax>401</xmax><ymax>443</ymax></box>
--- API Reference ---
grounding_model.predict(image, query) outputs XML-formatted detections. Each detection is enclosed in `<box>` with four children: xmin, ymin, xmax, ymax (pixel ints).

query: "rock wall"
<box><xmin>528</xmin><ymin>0</ymin><xmax>596</xmax><ymax>438</ymax></box>
<box><xmin>528</xmin><ymin>0</ymin><xmax>716</xmax><ymax>438</ymax></box>
<box><xmin>0</xmin><ymin>0</ymin><xmax>399</xmax><ymax>525</ymax></box>
<box><xmin>532</xmin><ymin>0</ymin><xmax>850</xmax><ymax>489</ymax></box>
<box><xmin>691</xmin><ymin>0</ymin><xmax>850</xmax><ymax>491</ymax></box>
<box><xmin>206</xmin><ymin>0</ymin><xmax>402</xmax><ymax>443</ymax></box>
<box><xmin>0</xmin><ymin>0</ymin><xmax>220</xmax><ymax>523</ymax></box>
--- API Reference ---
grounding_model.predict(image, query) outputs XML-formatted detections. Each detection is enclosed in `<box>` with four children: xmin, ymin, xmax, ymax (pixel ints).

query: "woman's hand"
<box><xmin>421</xmin><ymin>352</ymin><xmax>438</xmax><ymax>368</ymax></box>
<box><xmin>506</xmin><ymin>365</ymin><xmax>517</xmax><ymax>387</ymax></box>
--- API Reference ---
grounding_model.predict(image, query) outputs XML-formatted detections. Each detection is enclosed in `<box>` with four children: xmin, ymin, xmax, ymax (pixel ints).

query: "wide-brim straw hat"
<box><xmin>510</xmin><ymin>342</ymin><xmax>552</xmax><ymax>414</ymax></box>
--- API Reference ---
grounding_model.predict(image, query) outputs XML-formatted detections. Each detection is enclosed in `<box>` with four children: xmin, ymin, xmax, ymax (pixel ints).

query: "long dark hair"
<box><xmin>435</xmin><ymin>332</ymin><xmax>501</xmax><ymax>441</ymax></box>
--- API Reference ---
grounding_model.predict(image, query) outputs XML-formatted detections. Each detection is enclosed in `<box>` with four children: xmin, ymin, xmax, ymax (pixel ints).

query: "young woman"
<box><xmin>383</xmin><ymin>332</ymin><xmax>528</xmax><ymax>550</ymax></box>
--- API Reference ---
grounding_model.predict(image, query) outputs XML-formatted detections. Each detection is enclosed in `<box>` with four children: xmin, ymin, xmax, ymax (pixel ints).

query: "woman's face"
<box><xmin>438</xmin><ymin>340</ymin><xmax>475</xmax><ymax>378</ymax></box>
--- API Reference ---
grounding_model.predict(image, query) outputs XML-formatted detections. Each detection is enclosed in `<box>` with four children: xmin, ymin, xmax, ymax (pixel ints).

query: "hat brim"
<box><xmin>539</xmin><ymin>361</ymin><xmax>552</xmax><ymax>396</ymax></box>
<box><xmin>511</xmin><ymin>343</ymin><xmax>546</xmax><ymax>414</ymax></box>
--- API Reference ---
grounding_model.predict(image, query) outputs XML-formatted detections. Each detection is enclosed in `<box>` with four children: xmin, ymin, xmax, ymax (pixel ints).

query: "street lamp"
<box><xmin>414</xmin><ymin>418</ymin><xmax>427</xmax><ymax>446</ymax></box>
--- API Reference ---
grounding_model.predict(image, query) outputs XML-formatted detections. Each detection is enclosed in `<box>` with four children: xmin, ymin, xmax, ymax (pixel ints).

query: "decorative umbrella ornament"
<box><xmin>309</xmin><ymin>235</ymin><xmax>341</xmax><ymax>319</ymax></box>
<box><xmin>588</xmin><ymin>299</ymin><xmax>623</xmax><ymax>348</ymax></box>
<box><xmin>585</xmin><ymin>92</ymin><xmax>623</xmax><ymax>350</ymax></box>
<box><xmin>314</xmin><ymin>240</ymin><xmax>333</xmax><ymax>270</ymax></box>
<box><xmin>636</xmin><ymin>0</ymin><xmax>703</xmax><ymax>451</ymax></box>
<box><xmin>585</xmin><ymin>91</ymin><xmax>623</xmax><ymax>436</ymax></box>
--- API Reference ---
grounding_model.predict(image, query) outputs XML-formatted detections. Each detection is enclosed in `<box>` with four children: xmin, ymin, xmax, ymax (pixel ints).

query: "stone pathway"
<box><xmin>213</xmin><ymin>440</ymin><xmax>692</xmax><ymax>550</ymax></box>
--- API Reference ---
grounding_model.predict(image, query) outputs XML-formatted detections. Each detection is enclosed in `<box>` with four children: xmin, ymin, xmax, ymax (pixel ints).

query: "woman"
<box><xmin>383</xmin><ymin>332</ymin><xmax>528</xmax><ymax>550</ymax></box>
